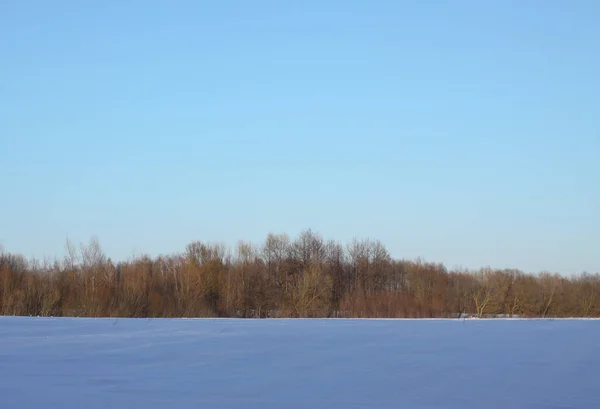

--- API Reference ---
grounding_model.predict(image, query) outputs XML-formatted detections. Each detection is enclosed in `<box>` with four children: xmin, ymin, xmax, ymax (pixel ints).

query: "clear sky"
<box><xmin>1</xmin><ymin>1</ymin><xmax>598</xmax><ymax>275</ymax></box>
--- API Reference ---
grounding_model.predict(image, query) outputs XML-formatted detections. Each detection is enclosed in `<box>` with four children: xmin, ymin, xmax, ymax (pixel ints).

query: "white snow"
<box><xmin>1</xmin><ymin>317</ymin><xmax>599</xmax><ymax>408</ymax></box>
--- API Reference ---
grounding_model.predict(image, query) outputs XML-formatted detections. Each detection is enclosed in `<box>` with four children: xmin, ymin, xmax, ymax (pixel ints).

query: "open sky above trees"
<box><xmin>1</xmin><ymin>1</ymin><xmax>599</xmax><ymax>275</ymax></box>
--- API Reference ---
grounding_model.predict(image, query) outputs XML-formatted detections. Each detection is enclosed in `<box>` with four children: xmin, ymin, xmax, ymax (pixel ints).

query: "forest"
<box><xmin>1</xmin><ymin>230</ymin><xmax>598</xmax><ymax>318</ymax></box>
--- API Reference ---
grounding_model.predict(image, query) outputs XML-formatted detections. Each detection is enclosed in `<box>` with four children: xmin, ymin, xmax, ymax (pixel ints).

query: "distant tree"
<box><xmin>470</xmin><ymin>268</ymin><xmax>496</xmax><ymax>318</ymax></box>
<box><xmin>0</xmin><ymin>231</ymin><xmax>598</xmax><ymax>319</ymax></box>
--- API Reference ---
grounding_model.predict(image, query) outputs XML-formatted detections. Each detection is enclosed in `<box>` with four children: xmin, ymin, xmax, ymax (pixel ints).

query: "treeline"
<box><xmin>0</xmin><ymin>230</ymin><xmax>598</xmax><ymax>318</ymax></box>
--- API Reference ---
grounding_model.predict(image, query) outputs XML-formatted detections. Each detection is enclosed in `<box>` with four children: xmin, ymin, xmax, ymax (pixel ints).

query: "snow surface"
<box><xmin>1</xmin><ymin>317</ymin><xmax>599</xmax><ymax>409</ymax></box>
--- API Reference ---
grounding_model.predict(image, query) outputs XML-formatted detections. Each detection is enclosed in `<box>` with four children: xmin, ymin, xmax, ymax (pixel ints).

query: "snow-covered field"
<box><xmin>1</xmin><ymin>317</ymin><xmax>599</xmax><ymax>408</ymax></box>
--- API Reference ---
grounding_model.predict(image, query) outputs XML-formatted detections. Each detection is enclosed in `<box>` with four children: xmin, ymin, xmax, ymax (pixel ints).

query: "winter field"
<box><xmin>1</xmin><ymin>317</ymin><xmax>599</xmax><ymax>409</ymax></box>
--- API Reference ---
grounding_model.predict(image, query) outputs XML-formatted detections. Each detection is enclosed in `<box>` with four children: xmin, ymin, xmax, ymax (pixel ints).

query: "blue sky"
<box><xmin>1</xmin><ymin>1</ymin><xmax>598</xmax><ymax>274</ymax></box>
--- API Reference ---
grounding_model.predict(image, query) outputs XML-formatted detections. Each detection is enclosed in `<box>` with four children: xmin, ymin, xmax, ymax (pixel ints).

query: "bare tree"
<box><xmin>537</xmin><ymin>272</ymin><xmax>561</xmax><ymax>318</ymax></box>
<box><xmin>1</xmin><ymin>231</ymin><xmax>599</xmax><ymax>319</ymax></box>
<box><xmin>470</xmin><ymin>268</ymin><xmax>496</xmax><ymax>318</ymax></box>
<box><xmin>575</xmin><ymin>273</ymin><xmax>599</xmax><ymax>317</ymax></box>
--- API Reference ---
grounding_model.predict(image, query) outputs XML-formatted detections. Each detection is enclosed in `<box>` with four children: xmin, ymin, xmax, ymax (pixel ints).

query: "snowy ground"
<box><xmin>1</xmin><ymin>317</ymin><xmax>599</xmax><ymax>409</ymax></box>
